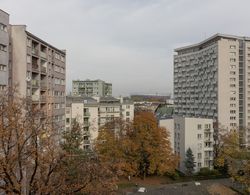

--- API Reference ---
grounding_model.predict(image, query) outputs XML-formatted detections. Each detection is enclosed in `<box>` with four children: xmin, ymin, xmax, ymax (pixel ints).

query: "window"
<box><xmin>230</xmin><ymin>116</ymin><xmax>236</xmax><ymax>120</ymax></box>
<box><xmin>197</xmin><ymin>124</ymin><xmax>202</xmax><ymax>130</ymax></box>
<box><xmin>0</xmin><ymin>23</ymin><xmax>7</xmax><ymax>32</ymax></box>
<box><xmin>230</xmin><ymin>84</ymin><xmax>236</xmax><ymax>88</ymax></box>
<box><xmin>126</xmin><ymin>111</ymin><xmax>130</xmax><ymax>116</ymax></box>
<box><xmin>198</xmin><ymin>163</ymin><xmax>202</xmax><ymax>168</ymax></box>
<box><xmin>0</xmin><ymin>85</ymin><xmax>6</xmax><ymax>91</ymax></box>
<box><xmin>197</xmin><ymin>134</ymin><xmax>202</xmax><ymax>139</ymax></box>
<box><xmin>230</xmin><ymin>65</ymin><xmax>236</xmax><ymax>69</ymax></box>
<box><xmin>0</xmin><ymin>44</ymin><xmax>7</xmax><ymax>52</ymax></box>
<box><xmin>126</xmin><ymin>105</ymin><xmax>130</xmax><ymax>109</ymax></box>
<box><xmin>230</xmin><ymin>52</ymin><xmax>236</xmax><ymax>56</ymax></box>
<box><xmin>66</xmin><ymin>118</ymin><xmax>70</xmax><ymax>124</ymax></box>
<box><xmin>198</xmin><ymin>153</ymin><xmax>202</xmax><ymax>159</ymax></box>
<box><xmin>230</xmin><ymin>78</ymin><xmax>236</xmax><ymax>82</ymax></box>
<box><xmin>230</xmin><ymin>110</ymin><xmax>236</xmax><ymax>114</ymax></box>
<box><xmin>0</xmin><ymin>64</ymin><xmax>7</xmax><ymax>71</ymax></box>
<box><xmin>230</xmin><ymin>58</ymin><xmax>236</xmax><ymax>62</ymax></box>
<box><xmin>230</xmin><ymin>71</ymin><xmax>236</xmax><ymax>75</ymax></box>
<box><xmin>230</xmin><ymin>103</ymin><xmax>236</xmax><ymax>107</ymax></box>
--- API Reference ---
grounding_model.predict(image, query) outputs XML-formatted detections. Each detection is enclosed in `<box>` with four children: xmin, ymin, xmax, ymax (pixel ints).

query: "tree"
<box><xmin>214</xmin><ymin>130</ymin><xmax>250</xmax><ymax>189</ymax></box>
<box><xmin>184</xmin><ymin>148</ymin><xmax>195</xmax><ymax>176</ymax></box>
<box><xmin>0</xmin><ymin>89</ymin><xmax>64</xmax><ymax>194</ymax></box>
<box><xmin>95</xmin><ymin>111</ymin><xmax>178</xmax><ymax>179</ymax></box>
<box><xmin>60</xmin><ymin>119</ymin><xmax>118</xmax><ymax>194</ymax></box>
<box><xmin>132</xmin><ymin>111</ymin><xmax>178</xmax><ymax>179</ymax></box>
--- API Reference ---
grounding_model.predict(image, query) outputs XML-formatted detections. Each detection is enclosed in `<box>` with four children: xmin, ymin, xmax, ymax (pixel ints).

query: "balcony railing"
<box><xmin>41</xmin><ymin>66</ymin><xmax>47</xmax><ymax>74</ymax></box>
<box><xmin>32</xmin><ymin>48</ymin><xmax>39</xmax><ymax>56</ymax></box>
<box><xmin>32</xmin><ymin>64</ymin><xmax>39</xmax><ymax>72</ymax></box>
<box><xmin>32</xmin><ymin>95</ymin><xmax>39</xmax><ymax>102</ymax></box>
<box><xmin>40</xmin><ymin>51</ymin><xmax>47</xmax><ymax>59</ymax></box>
<box><xmin>32</xmin><ymin>80</ymin><xmax>39</xmax><ymax>87</ymax></box>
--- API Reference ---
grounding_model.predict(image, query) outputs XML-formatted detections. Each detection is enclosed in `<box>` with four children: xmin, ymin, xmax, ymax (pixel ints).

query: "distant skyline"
<box><xmin>2</xmin><ymin>0</ymin><xmax>250</xmax><ymax>96</ymax></box>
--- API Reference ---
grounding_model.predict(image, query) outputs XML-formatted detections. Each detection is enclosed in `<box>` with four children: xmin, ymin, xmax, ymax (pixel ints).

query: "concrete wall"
<box><xmin>159</xmin><ymin>118</ymin><xmax>174</xmax><ymax>150</ymax></box>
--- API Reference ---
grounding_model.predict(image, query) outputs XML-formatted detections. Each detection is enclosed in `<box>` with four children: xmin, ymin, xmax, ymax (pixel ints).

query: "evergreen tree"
<box><xmin>184</xmin><ymin>148</ymin><xmax>195</xmax><ymax>175</ymax></box>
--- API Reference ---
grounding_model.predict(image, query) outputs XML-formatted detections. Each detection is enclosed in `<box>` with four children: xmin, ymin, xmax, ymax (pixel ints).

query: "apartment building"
<box><xmin>72</xmin><ymin>79</ymin><xmax>112</xmax><ymax>97</ymax></box>
<box><xmin>160</xmin><ymin>117</ymin><xmax>214</xmax><ymax>173</ymax></box>
<box><xmin>0</xmin><ymin>10</ymin><xmax>9</xmax><ymax>92</ymax></box>
<box><xmin>174</xmin><ymin>117</ymin><xmax>214</xmax><ymax>173</ymax></box>
<box><xmin>10</xmin><ymin>25</ymin><xmax>66</xmax><ymax>134</ymax></box>
<box><xmin>174</xmin><ymin>34</ymin><xmax>250</xmax><ymax>147</ymax></box>
<box><xmin>66</xmin><ymin>96</ymin><xmax>134</xmax><ymax>150</ymax></box>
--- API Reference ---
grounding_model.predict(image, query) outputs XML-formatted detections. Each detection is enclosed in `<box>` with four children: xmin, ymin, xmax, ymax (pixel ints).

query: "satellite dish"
<box><xmin>26</xmin><ymin>76</ymin><xmax>31</xmax><ymax>81</ymax></box>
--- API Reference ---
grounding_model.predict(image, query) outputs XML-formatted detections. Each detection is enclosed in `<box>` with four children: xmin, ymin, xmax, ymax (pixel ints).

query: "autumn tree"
<box><xmin>0</xmin><ymin>89</ymin><xmax>64</xmax><ymax>194</ymax></box>
<box><xmin>132</xmin><ymin>111</ymin><xmax>178</xmax><ymax>179</ymax></box>
<box><xmin>95</xmin><ymin>119</ymin><xmax>137</xmax><ymax>177</ymax></box>
<box><xmin>214</xmin><ymin>130</ymin><xmax>250</xmax><ymax>189</ymax></box>
<box><xmin>184</xmin><ymin>148</ymin><xmax>195</xmax><ymax>176</ymax></box>
<box><xmin>95</xmin><ymin>111</ymin><xmax>178</xmax><ymax>179</ymax></box>
<box><xmin>60</xmin><ymin>119</ymin><xmax>118</xmax><ymax>194</ymax></box>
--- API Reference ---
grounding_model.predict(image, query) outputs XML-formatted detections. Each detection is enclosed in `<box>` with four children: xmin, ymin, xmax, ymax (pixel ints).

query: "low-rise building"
<box><xmin>159</xmin><ymin>117</ymin><xmax>214</xmax><ymax>173</ymax></box>
<box><xmin>65</xmin><ymin>96</ymin><xmax>134</xmax><ymax>150</ymax></box>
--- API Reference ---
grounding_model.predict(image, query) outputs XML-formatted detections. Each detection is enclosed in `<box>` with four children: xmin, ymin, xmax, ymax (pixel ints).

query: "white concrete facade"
<box><xmin>159</xmin><ymin>118</ymin><xmax>174</xmax><ymax>150</ymax></box>
<box><xmin>159</xmin><ymin>117</ymin><xmax>214</xmax><ymax>173</ymax></box>
<box><xmin>174</xmin><ymin>117</ymin><xmax>214</xmax><ymax>173</ymax></box>
<box><xmin>174</xmin><ymin>34</ymin><xmax>250</xmax><ymax>147</ymax></box>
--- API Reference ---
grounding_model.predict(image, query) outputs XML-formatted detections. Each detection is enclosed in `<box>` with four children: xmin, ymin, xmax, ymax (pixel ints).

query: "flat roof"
<box><xmin>175</xmin><ymin>33</ymin><xmax>250</xmax><ymax>52</ymax></box>
<box><xmin>26</xmin><ymin>31</ymin><xmax>66</xmax><ymax>55</ymax></box>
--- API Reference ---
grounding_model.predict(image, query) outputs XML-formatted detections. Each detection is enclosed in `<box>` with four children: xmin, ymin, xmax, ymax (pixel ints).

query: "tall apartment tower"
<box><xmin>9</xmin><ymin>25</ymin><xmax>66</xmax><ymax>134</ymax></box>
<box><xmin>72</xmin><ymin>79</ymin><xmax>112</xmax><ymax>97</ymax></box>
<box><xmin>174</xmin><ymin>34</ymin><xmax>250</xmax><ymax>147</ymax></box>
<box><xmin>0</xmin><ymin>10</ymin><xmax>9</xmax><ymax>91</ymax></box>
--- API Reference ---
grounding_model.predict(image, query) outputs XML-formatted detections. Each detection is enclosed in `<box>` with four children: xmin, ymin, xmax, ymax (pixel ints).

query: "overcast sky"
<box><xmin>2</xmin><ymin>0</ymin><xmax>250</xmax><ymax>96</ymax></box>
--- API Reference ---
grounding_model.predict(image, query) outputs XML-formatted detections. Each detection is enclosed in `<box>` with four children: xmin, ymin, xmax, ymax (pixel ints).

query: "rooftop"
<box><xmin>175</xmin><ymin>33</ymin><xmax>250</xmax><ymax>52</ymax></box>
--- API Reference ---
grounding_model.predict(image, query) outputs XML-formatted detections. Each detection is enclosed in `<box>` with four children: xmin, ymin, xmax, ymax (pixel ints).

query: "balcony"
<box><xmin>83</xmin><ymin>122</ymin><xmax>90</xmax><ymax>127</ymax></box>
<box><xmin>40</xmin><ymin>81</ymin><xmax>47</xmax><ymax>90</ymax></box>
<box><xmin>83</xmin><ymin>140</ymin><xmax>91</xmax><ymax>145</ymax></box>
<box><xmin>32</xmin><ymin>48</ymin><xmax>39</xmax><ymax>56</ymax></box>
<box><xmin>32</xmin><ymin>80</ymin><xmax>39</xmax><ymax>88</ymax></box>
<box><xmin>84</xmin><ymin>112</ymin><xmax>90</xmax><ymax>117</ymax></box>
<box><xmin>41</xmin><ymin>66</ymin><xmax>47</xmax><ymax>74</ymax></box>
<box><xmin>40</xmin><ymin>95</ymin><xmax>47</xmax><ymax>103</ymax></box>
<box><xmin>32</xmin><ymin>95</ymin><xmax>39</xmax><ymax>102</ymax></box>
<box><xmin>40</xmin><ymin>51</ymin><xmax>47</xmax><ymax>59</ymax></box>
<box><xmin>32</xmin><ymin>64</ymin><xmax>39</xmax><ymax>72</ymax></box>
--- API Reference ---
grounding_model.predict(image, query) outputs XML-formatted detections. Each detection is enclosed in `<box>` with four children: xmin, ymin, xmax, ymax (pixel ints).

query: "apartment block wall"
<box><xmin>174</xmin><ymin>34</ymin><xmax>250</xmax><ymax>147</ymax></box>
<box><xmin>10</xmin><ymin>25</ymin><xmax>66</xmax><ymax>135</ymax></box>
<box><xmin>174</xmin><ymin>117</ymin><xmax>214</xmax><ymax>173</ymax></box>
<box><xmin>72</xmin><ymin>79</ymin><xmax>112</xmax><ymax>97</ymax></box>
<box><xmin>0</xmin><ymin>10</ymin><xmax>9</xmax><ymax>90</ymax></box>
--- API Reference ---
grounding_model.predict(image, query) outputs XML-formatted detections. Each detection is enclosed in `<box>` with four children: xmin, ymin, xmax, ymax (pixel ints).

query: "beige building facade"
<box><xmin>174</xmin><ymin>34</ymin><xmax>250</xmax><ymax>147</ymax></box>
<box><xmin>10</xmin><ymin>25</ymin><xmax>66</xmax><ymax>134</ymax></box>
<box><xmin>66</xmin><ymin>96</ymin><xmax>134</xmax><ymax>150</ymax></box>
